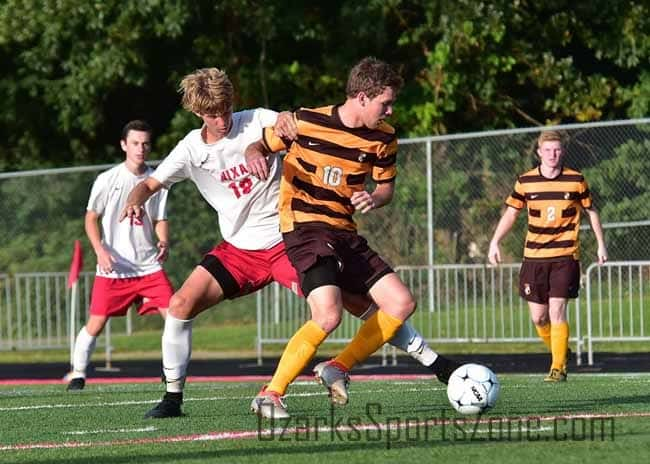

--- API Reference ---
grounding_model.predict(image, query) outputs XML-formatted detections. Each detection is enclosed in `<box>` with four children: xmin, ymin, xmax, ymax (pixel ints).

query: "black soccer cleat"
<box><xmin>67</xmin><ymin>377</ymin><xmax>86</xmax><ymax>391</ymax></box>
<box><xmin>429</xmin><ymin>355</ymin><xmax>462</xmax><ymax>385</ymax></box>
<box><xmin>144</xmin><ymin>392</ymin><xmax>183</xmax><ymax>419</ymax></box>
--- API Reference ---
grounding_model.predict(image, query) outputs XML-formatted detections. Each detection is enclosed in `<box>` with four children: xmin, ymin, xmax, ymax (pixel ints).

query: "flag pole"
<box><xmin>67</xmin><ymin>240</ymin><xmax>83</xmax><ymax>373</ymax></box>
<box><xmin>69</xmin><ymin>282</ymin><xmax>78</xmax><ymax>370</ymax></box>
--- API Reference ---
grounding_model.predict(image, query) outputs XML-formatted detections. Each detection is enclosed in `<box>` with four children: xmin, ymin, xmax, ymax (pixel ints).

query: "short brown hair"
<box><xmin>121</xmin><ymin>120</ymin><xmax>152</xmax><ymax>141</ymax></box>
<box><xmin>179</xmin><ymin>68</ymin><xmax>234</xmax><ymax>115</ymax></box>
<box><xmin>345</xmin><ymin>57</ymin><xmax>403</xmax><ymax>99</ymax></box>
<box><xmin>537</xmin><ymin>130</ymin><xmax>564</xmax><ymax>147</ymax></box>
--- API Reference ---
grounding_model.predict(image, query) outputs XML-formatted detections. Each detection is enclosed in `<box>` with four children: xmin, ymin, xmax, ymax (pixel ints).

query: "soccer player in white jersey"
<box><xmin>122</xmin><ymin>68</ymin><xmax>459</xmax><ymax>419</ymax></box>
<box><xmin>67</xmin><ymin>120</ymin><xmax>174</xmax><ymax>391</ymax></box>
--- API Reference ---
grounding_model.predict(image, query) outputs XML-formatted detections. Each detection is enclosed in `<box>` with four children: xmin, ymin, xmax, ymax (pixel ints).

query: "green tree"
<box><xmin>389</xmin><ymin>0</ymin><xmax>650</xmax><ymax>135</ymax></box>
<box><xmin>2</xmin><ymin>0</ymin><xmax>648</xmax><ymax>170</ymax></box>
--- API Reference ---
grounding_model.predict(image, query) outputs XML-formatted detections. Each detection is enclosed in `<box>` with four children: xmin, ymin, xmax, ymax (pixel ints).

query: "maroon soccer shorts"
<box><xmin>518</xmin><ymin>258</ymin><xmax>580</xmax><ymax>304</ymax></box>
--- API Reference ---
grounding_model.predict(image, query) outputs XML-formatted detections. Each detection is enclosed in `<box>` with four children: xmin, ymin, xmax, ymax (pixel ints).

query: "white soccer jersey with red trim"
<box><xmin>151</xmin><ymin>108</ymin><xmax>282</xmax><ymax>250</ymax></box>
<box><xmin>87</xmin><ymin>163</ymin><xmax>168</xmax><ymax>278</ymax></box>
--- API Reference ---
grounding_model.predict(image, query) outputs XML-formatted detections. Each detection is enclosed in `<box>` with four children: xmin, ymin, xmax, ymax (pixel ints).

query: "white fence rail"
<box><xmin>1</xmin><ymin>262</ymin><xmax>648</xmax><ymax>369</ymax></box>
<box><xmin>0</xmin><ymin>271</ymin><xmax>125</xmax><ymax>367</ymax></box>
<box><xmin>255</xmin><ymin>264</ymin><xmax>583</xmax><ymax>364</ymax></box>
<box><xmin>256</xmin><ymin>262</ymin><xmax>649</xmax><ymax>366</ymax></box>
<box><xmin>585</xmin><ymin>261</ymin><xmax>650</xmax><ymax>365</ymax></box>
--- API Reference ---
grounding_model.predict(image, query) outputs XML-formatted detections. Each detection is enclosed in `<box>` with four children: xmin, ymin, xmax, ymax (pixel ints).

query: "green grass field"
<box><xmin>1</xmin><ymin>373</ymin><xmax>649</xmax><ymax>463</ymax></box>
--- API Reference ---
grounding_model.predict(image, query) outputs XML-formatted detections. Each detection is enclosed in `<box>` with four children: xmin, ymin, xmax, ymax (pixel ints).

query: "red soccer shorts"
<box><xmin>89</xmin><ymin>270</ymin><xmax>174</xmax><ymax>317</ymax></box>
<box><xmin>202</xmin><ymin>241</ymin><xmax>301</xmax><ymax>298</ymax></box>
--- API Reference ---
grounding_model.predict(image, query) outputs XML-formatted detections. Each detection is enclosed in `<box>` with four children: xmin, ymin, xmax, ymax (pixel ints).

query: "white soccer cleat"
<box><xmin>250</xmin><ymin>386</ymin><xmax>290</xmax><ymax>419</ymax></box>
<box><xmin>313</xmin><ymin>360</ymin><xmax>350</xmax><ymax>405</ymax></box>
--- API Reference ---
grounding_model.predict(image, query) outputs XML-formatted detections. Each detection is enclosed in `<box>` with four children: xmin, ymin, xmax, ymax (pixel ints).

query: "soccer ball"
<box><xmin>447</xmin><ymin>363</ymin><xmax>500</xmax><ymax>415</ymax></box>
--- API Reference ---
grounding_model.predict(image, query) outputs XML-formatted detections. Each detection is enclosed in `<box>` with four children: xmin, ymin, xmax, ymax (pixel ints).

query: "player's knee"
<box><xmin>307</xmin><ymin>288</ymin><xmax>343</xmax><ymax>333</ymax></box>
<box><xmin>312</xmin><ymin>311</ymin><xmax>342</xmax><ymax>333</ymax></box>
<box><xmin>168</xmin><ymin>293</ymin><xmax>192</xmax><ymax>319</ymax></box>
<box><xmin>85</xmin><ymin>317</ymin><xmax>107</xmax><ymax>336</ymax></box>
<box><xmin>531</xmin><ymin>314</ymin><xmax>549</xmax><ymax>326</ymax></box>
<box><xmin>400</xmin><ymin>294</ymin><xmax>417</xmax><ymax>319</ymax></box>
<box><xmin>390</xmin><ymin>287</ymin><xmax>416</xmax><ymax>319</ymax></box>
<box><xmin>381</xmin><ymin>295</ymin><xmax>416</xmax><ymax>322</ymax></box>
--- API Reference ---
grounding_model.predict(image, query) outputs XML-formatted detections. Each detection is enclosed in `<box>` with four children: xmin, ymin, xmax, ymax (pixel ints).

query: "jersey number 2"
<box><xmin>546</xmin><ymin>206</ymin><xmax>556</xmax><ymax>221</ymax></box>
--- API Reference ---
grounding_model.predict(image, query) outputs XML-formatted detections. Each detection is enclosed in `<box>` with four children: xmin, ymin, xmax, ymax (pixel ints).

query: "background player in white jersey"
<box><xmin>122</xmin><ymin>67</ymin><xmax>458</xmax><ymax>419</ymax></box>
<box><xmin>67</xmin><ymin>120</ymin><xmax>174</xmax><ymax>391</ymax></box>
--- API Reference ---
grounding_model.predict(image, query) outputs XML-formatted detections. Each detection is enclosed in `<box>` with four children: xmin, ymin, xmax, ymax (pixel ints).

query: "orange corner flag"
<box><xmin>67</xmin><ymin>240</ymin><xmax>83</xmax><ymax>288</ymax></box>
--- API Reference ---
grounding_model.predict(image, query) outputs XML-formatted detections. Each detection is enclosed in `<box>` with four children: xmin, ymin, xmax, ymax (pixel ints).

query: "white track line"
<box><xmin>62</xmin><ymin>426</ymin><xmax>157</xmax><ymax>436</ymax></box>
<box><xmin>0</xmin><ymin>386</ymin><xmax>444</xmax><ymax>412</ymax></box>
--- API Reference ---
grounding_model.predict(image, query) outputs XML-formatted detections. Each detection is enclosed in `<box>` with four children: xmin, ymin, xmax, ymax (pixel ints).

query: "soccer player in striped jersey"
<box><xmin>246</xmin><ymin>57</ymin><xmax>455</xmax><ymax>417</ymax></box>
<box><xmin>488</xmin><ymin>130</ymin><xmax>608</xmax><ymax>382</ymax></box>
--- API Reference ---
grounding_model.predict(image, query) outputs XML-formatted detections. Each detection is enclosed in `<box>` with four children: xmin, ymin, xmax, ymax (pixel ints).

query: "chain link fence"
<box><xmin>358</xmin><ymin>118</ymin><xmax>650</xmax><ymax>269</ymax></box>
<box><xmin>1</xmin><ymin>118</ymin><xmax>649</xmax><ymax>351</ymax></box>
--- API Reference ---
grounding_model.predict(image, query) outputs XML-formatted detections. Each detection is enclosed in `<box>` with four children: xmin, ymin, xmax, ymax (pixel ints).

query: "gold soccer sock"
<box><xmin>550</xmin><ymin>322</ymin><xmax>569</xmax><ymax>370</ymax></box>
<box><xmin>535</xmin><ymin>323</ymin><xmax>552</xmax><ymax>351</ymax></box>
<box><xmin>267</xmin><ymin>320</ymin><xmax>327</xmax><ymax>396</ymax></box>
<box><xmin>334</xmin><ymin>310</ymin><xmax>403</xmax><ymax>371</ymax></box>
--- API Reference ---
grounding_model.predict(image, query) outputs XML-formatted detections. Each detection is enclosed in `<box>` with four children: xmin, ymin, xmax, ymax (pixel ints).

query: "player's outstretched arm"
<box><xmin>119</xmin><ymin>177</ymin><xmax>163</xmax><ymax>222</ymax></box>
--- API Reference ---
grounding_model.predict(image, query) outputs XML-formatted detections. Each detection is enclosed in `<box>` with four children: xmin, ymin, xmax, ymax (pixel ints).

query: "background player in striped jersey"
<box><xmin>122</xmin><ymin>67</ymin><xmax>458</xmax><ymax>419</ymax></box>
<box><xmin>487</xmin><ymin>130</ymin><xmax>607</xmax><ymax>382</ymax></box>
<box><xmin>246</xmin><ymin>57</ymin><xmax>453</xmax><ymax>417</ymax></box>
<box><xmin>67</xmin><ymin>120</ymin><xmax>173</xmax><ymax>391</ymax></box>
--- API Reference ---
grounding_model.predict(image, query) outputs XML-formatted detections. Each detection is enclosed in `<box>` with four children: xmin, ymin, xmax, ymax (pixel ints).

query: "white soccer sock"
<box><xmin>71</xmin><ymin>326</ymin><xmax>97</xmax><ymax>379</ymax></box>
<box><xmin>162</xmin><ymin>314</ymin><xmax>193</xmax><ymax>393</ymax></box>
<box><xmin>389</xmin><ymin>322</ymin><xmax>439</xmax><ymax>367</ymax></box>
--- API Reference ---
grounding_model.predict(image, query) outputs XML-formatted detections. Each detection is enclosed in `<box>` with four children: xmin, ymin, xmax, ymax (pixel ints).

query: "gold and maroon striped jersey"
<box><xmin>505</xmin><ymin>166</ymin><xmax>592</xmax><ymax>260</ymax></box>
<box><xmin>262</xmin><ymin>105</ymin><xmax>397</xmax><ymax>233</ymax></box>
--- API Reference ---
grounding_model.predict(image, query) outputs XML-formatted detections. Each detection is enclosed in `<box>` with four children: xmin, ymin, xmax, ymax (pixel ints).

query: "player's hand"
<box><xmin>119</xmin><ymin>204</ymin><xmax>145</xmax><ymax>222</ymax></box>
<box><xmin>156</xmin><ymin>241</ymin><xmax>169</xmax><ymax>262</ymax></box>
<box><xmin>97</xmin><ymin>248</ymin><xmax>117</xmax><ymax>274</ymax></box>
<box><xmin>597</xmin><ymin>245</ymin><xmax>608</xmax><ymax>265</ymax></box>
<box><xmin>487</xmin><ymin>242</ymin><xmax>501</xmax><ymax>266</ymax></box>
<box><xmin>350</xmin><ymin>191</ymin><xmax>375</xmax><ymax>214</ymax></box>
<box><xmin>245</xmin><ymin>147</ymin><xmax>269</xmax><ymax>180</ymax></box>
<box><xmin>274</xmin><ymin>111</ymin><xmax>298</xmax><ymax>140</ymax></box>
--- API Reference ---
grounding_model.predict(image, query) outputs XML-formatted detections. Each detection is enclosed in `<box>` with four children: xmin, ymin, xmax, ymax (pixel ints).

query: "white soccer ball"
<box><xmin>447</xmin><ymin>363</ymin><xmax>500</xmax><ymax>415</ymax></box>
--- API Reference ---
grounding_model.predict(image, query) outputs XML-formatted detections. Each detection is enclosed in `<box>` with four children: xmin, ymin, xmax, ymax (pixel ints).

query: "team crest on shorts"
<box><xmin>524</xmin><ymin>283</ymin><xmax>531</xmax><ymax>295</ymax></box>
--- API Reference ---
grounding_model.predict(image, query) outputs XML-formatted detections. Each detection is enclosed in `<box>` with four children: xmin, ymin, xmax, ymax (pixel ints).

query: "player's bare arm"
<box><xmin>488</xmin><ymin>206</ymin><xmax>520</xmax><ymax>266</ymax></box>
<box><xmin>154</xmin><ymin>219</ymin><xmax>170</xmax><ymax>262</ymax></box>
<box><xmin>244</xmin><ymin>140</ymin><xmax>272</xmax><ymax>180</ymax></box>
<box><xmin>85</xmin><ymin>210</ymin><xmax>116</xmax><ymax>273</ymax></box>
<box><xmin>351</xmin><ymin>182</ymin><xmax>395</xmax><ymax>214</ymax></box>
<box><xmin>119</xmin><ymin>177</ymin><xmax>163</xmax><ymax>221</ymax></box>
<box><xmin>584</xmin><ymin>207</ymin><xmax>608</xmax><ymax>264</ymax></box>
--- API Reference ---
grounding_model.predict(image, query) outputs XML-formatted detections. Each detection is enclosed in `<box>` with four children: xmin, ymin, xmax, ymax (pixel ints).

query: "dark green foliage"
<box><xmin>1</xmin><ymin>1</ymin><xmax>648</xmax><ymax>170</ymax></box>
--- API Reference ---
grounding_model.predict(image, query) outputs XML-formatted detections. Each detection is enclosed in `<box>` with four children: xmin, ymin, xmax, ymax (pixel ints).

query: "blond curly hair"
<box><xmin>179</xmin><ymin>68</ymin><xmax>234</xmax><ymax>115</ymax></box>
